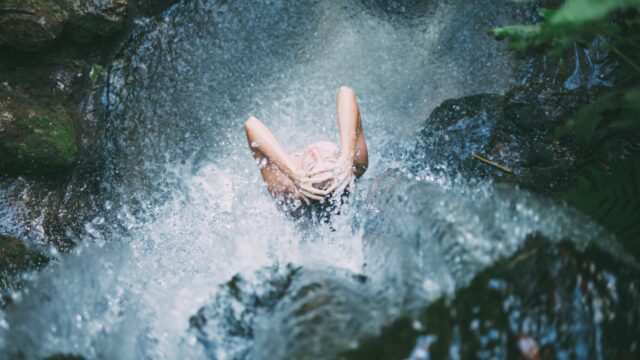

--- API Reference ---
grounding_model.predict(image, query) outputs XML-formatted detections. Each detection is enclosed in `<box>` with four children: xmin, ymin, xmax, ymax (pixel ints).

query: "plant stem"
<box><xmin>607</xmin><ymin>42</ymin><xmax>640</xmax><ymax>73</ymax></box>
<box><xmin>473</xmin><ymin>154</ymin><xmax>514</xmax><ymax>174</ymax></box>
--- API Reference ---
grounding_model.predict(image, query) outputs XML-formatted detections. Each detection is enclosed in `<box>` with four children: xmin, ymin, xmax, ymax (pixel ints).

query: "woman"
<box><xmin>244</xmin><ymin>86</ymin><xmax>368</xmax><ymax>210</ymax></box>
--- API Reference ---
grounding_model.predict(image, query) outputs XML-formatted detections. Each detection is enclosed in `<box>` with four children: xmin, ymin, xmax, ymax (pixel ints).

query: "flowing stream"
<box><xmin>0</xmin><ymin>1</ymin><xmax>622</xmax><ymax>359</ymax></box>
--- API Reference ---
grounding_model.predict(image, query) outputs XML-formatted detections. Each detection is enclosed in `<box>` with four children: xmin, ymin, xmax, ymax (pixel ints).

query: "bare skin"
<box><xmin>244</xmin><ymin>86</ymin><xmax>368</xmax><ymax>205</ymax></box>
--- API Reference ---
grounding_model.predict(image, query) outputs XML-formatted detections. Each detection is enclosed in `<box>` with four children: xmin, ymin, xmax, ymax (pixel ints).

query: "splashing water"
<box><xmin>0</xmin><ymin>1</ymin><xmax>623</xmax><ymax>359</ymax></box>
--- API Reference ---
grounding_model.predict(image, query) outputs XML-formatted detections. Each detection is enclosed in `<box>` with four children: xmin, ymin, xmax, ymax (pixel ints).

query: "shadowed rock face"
<box><xmin>65</xmin><ymin>0</ymin><xmax>129</xmax><ymax>43</ymax></box>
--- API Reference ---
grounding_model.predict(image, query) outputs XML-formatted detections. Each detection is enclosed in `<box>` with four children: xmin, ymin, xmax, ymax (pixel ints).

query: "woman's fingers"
<box><xmin>325</xmin><ymin>175</ymin><xmax>350</xmax><ymax>196</ymax></box>
<box><xmin>324</xmin><ymin>179</ymin><xmax>341</xmax><ymax>195</ymax></box>
<box><xmin>299</xmin><ymin>192</ymin><xmax>311</xmax><ymax>205</ymax></box>
<box><xmin>301</xmin><ymin>189</ymin><xmax>324</xmax><ymax>201</ymax></box>
<box><xmin>307</xmin><ymin>168</ymin><xmax>335</xmax><ymax>177</ymax></box>
<box><xmin>306</xmin><ymin>171</ymin><xmax>334</xmax><ymax>184</ymax></box>
<box><xmin>300</xmin><ymin>183</ymin><xmax>327</xmax><ymax>196</ymax></box>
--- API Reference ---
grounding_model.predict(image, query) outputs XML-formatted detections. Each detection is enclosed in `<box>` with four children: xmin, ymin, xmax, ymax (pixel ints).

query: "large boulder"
<box><xmin>411</xmin><ymin>43</ymin><xmax>616</xmax><ymax>196</ymax></box>
<box><xmin>189</xmin><ymin>266</ymin><xmax>380</xmax><ymax>360</ymax></box>
<box><xmin>0</xmin><ymin>0</ymin><xmax>68</xmax><ymax>50</ymax></box>
<box><xmin>411</xmin><ymin>85</ymin><xmax>603</xmax><ymax>195</ymax></box>
<box><xmin>346</xmin><ymin>237</ymin><xmax>640</xmax><ymax>359</ymax></box>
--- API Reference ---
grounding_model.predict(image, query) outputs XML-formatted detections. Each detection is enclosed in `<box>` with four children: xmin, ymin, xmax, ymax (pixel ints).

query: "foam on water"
<box><xmin>1</xmin><ymin>1</ymin><xmax>613</xmax><ymax>358</ymax></box>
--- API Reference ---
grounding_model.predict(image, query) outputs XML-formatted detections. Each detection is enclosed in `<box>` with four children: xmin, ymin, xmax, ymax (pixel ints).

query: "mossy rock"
<box><xmin>0</xmin><ymin>0</ymin><xmax>68</xmax><ymax>50</ymax></box>
<box><xmin>65</xmin><ymin>0</ymin><xmax>128</xmax><ymax>43</ymax></box>
<box><xmin>0</xmin><ymin>99</ymin><xmax>77</xmax><ymax>176</ymax></box>
<box><xmin>0</xmin><ymin>234</ymin><xmax>49</xmax><ymax>289</ymax></box>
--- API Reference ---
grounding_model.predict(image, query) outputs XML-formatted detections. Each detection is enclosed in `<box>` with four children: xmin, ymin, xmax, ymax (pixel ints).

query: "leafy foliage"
<box><xmin>493</xmin><ymin>0</ymin><xmax>640</xmax><ymax>257</ymax></box>
<box><xmin>494</xmin><ymin>1</ymin><xmax>640</xmax><ymax>144</ymax></box>
<box><xmin>492</xmin><ymin>0</ymin><xmax>640</xmax><ymax>55</ymax></box>
<box><xmin>559</xmin><ymin>154</ymin><xmax>640</xmax><ymax>256</ymax></box>
<box><xmin>556</xmin><ymin>87</ymin><xmax>640</xmax><ymax>143</ymax></box>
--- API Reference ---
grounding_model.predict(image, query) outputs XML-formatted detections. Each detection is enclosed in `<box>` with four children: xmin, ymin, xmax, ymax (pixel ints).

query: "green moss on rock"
<box><xmin>0</xmin><ymin>101</ymin><xmax>77</xmax><ymax>175</ymax></box>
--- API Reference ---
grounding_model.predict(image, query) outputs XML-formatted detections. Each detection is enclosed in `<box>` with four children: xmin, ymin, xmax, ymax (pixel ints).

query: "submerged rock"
<box><xmin>42</xmin><ymin>354</ymin><xmax>86</xmax><ymax>360</ymax></box>
<box><xmin>346</xmin><ymin>237</ymin><xmax>640</xmax><ymax>359</ymax></box>
<box><xmin>189</xmin><ymin>266</ymin><xmax>381</xmax><ymax>360</ymax></box>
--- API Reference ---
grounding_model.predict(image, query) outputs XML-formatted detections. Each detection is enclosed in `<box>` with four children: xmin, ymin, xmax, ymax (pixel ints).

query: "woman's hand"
<box><xmin>288</xmin><ymin>169</ymin><xmax>330</xmax><ymax>203</ymax></box>
<box><xmin>325</xmin><ymin>154</ymin><xmax>355</xmax><ymax>198</ymax></box>
<box><xmin>305</xmin><ymin>155</ymin><xmax>354</xmax><ymax>200</ymax></box>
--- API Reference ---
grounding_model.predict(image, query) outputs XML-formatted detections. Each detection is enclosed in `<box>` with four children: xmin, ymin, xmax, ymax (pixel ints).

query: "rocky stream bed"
<box><xmin>1</xmin><ymin>0</ymin><xmax>639</xmax><ymax>359</ymax></box>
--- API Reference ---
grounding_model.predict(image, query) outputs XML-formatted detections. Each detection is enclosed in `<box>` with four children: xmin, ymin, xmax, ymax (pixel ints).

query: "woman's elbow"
<box><xmin>245</xmin><ymin>116</ymin><xmax>261</xmax><ymax>134</ymax></box>
<box><xmin>338</xmin><ymin>86</ymin><xmax>355</xmax><ymax>97</ymax></box>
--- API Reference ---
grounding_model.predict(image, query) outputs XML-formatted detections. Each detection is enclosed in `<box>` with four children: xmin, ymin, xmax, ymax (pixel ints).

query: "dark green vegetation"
<box><xmin>493</xmin><ymin>0</ymin><xmax>640</xmax><ymax>257</ymax></box>
<box><xmin>345</xmin><ymin>237</ymin><xmax>640</xmax><ymax>359</ymax></box>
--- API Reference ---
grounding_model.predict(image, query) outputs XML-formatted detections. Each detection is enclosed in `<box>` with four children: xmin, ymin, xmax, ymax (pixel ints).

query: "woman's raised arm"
<box><xmin>337</xmin><ymin>86</ymin><xmax>368</xmax><ymax>177</ymax></box>
<box><xmin>244</xmin><ymin>116</ymin><xmax>326</xmax><ymax>201</ymax></box>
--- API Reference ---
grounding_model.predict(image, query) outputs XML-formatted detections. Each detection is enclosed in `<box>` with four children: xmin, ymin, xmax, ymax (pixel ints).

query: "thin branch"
<box><xmin>607</xmin><ymin>42</ymin><xmax>640</xmax><ymax>73</ymax></box>
<box><xmin>473</xmin><ymin>153</ymin><xmax>514</xmax><ymax>174</ymax></box>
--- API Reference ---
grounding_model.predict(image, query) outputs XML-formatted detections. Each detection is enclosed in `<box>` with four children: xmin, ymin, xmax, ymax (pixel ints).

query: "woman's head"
<box><xmin>301</xmin><ymin>141</ymin><xmax>339</xmax><ymax>190</ymax></box>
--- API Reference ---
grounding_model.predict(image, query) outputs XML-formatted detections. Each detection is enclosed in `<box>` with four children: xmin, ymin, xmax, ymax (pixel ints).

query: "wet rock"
<box><xmin>346</xmin><ymin>236</ymin><xmax>640</xmax><ymax>359</ymax></box>
<box><xmin>0</xmin><ymin>98</ymin><xmax>77</xmax><ymax>176</ymax></box>
<box><xmin>0</xmin><ymin>234</ymin><xmax>49</xmax><ymax>290</ymax></box>
<box><xmin>41</xmin><ymin>354</ymin><xmax>86</xmax><ymax>360</ymax></box>
<box><xmin>412</xmin><ymin>42</ymin><xmax>614</xmax><ymax>196</ymax></box>
<box><xmin>0</xmin><ymin>43</ymin><xmax>106</xmax><ymax>250</ymax></box>
<box><xmin>189</xmin><ymin>266</ymin><xmax>380</xmax><ymax>360</ymax></box>
<box><xmin>66</xmin><ymin>0</ymin><xmax>129</xmax><ymax>43</ymax></box>
<box><xmin>0</xmin><ymin>0</ymin><xmax>129</xmax><ymax>50</ymax></box>
<box><xmin>0</xmin><ymin>0</ymin><xmax>68</xmax><ymax>50</ymax></box>
<box><xmin>362</xmin><ymin>168</ymin><xmax>623</xmax><ymax>314</ymax></box>
<box><xmin>412</xmin><ymin>85</ymin><xmax>604</xmax><ymax>195</ymax></box>
<box><xmin>136</xmin><ymin>0</ymin><xmax>179</xmax><ymax>16</ymax></box>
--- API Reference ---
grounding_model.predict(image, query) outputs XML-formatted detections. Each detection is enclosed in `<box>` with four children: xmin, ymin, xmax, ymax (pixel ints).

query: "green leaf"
<box><xmin>549</xmin><ymin>0</ymin><xmax>640</xmax><ymax>26</ymax></box>
<box><xmin>559</xmin><ymin>153</ymin><xmax>640</xmax><ymax>256</ymax></box>
<box><xmin>555</xmin><ymin>87</ymin><xmax>640</xmax><ymax>144</ymax></box>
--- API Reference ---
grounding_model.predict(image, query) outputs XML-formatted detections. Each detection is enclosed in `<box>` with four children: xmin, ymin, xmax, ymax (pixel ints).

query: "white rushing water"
<box><xmin>0</xmin><ymin>1</ymin><xmax>616</xmax><ymax>359</ymax></box>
